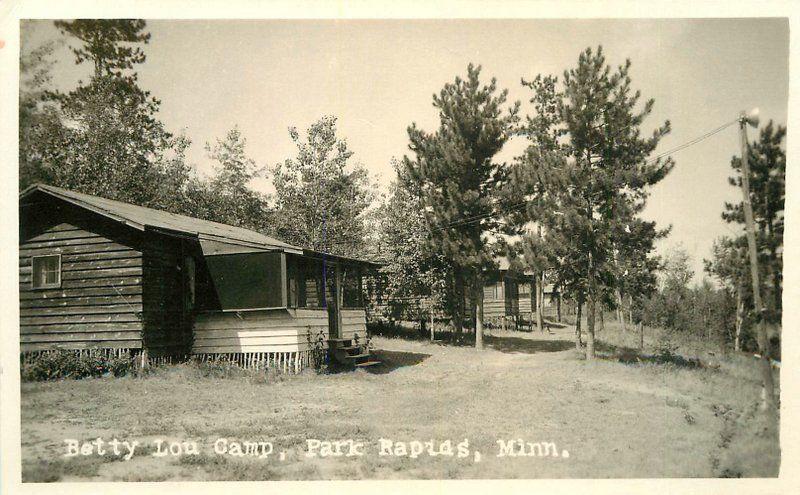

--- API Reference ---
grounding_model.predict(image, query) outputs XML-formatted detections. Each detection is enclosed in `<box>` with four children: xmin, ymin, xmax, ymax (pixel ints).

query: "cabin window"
<box><xmin>342</xmin><ymin>266</ymin><xmax>363</xmax><ymax>308</ymax></box>
<box><xmin>202</xmin><ymin>252</ymin><xmax>283</xmax><ymax>310</ymax></box>
<box><xmin>31</xmin><ymin>254</ymin><xmax>61</xmax><ymax>289</ymax></box>
<box><xmin>296</xmin><ymin>257</ymin><xmax>325</xmax><ymax>308</ymax></box>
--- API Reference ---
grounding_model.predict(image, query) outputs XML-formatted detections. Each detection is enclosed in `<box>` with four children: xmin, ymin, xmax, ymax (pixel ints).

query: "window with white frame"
<box><xmin>32</xmin><ymin>254</ymin><xmax>61</xmax><ymax>289</ymax></box>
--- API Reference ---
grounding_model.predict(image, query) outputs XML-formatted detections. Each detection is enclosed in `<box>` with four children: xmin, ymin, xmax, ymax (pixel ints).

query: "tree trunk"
<box><xmin>575</xmin><ymin>299</ymin><xmax>583</xmax><ymax>351</ymax></box>
<box><xmin>535</xmin><ymin>272</ymin><xmax>544</xmax><ymax>333</ymax></box>
<box><xmin>556</xmin><ymin>291</ymin><xmax>562</xmax><ymax>323</ymax></box>
<box><xmin>628</xmin><ymin>294</ymin><xmax>634</xmax><ymax>326</ymax></box>
<box><xmin>586</xmin><ymin>293</ymin><xmax>596</xmax><ymax>359</ymax></box>
<box><xmin>638</xmin><ymin>321</ymin><xmax>644</xmax><ymax>352</ymax></box>
<box><xmin>598</xmin><ymin>307</ymin><xmax>605</xmax><ymax>333</ymax></box>
<box><xmin>430</xmin><ymin>298</ymin><xmax>435</xmax><ymax>342</ymax></box>
<box><xmin>475</xmin><ymin>280</ymin><xmax>484</xmax><ymax>350</ymax></box>
<box><xmin>452</xmin><ymin>267</ymin><xmax>464</xmax><ymax>334</ymax></box>
<box><xmin>616</xmin><ymin>290</ymin><xmax>627</xmax><ymax>333</ymax></box>
<box><xmin>734</xmin><ymin>287</ymin><xmax>743</xmax><ymax>352</ymax></box>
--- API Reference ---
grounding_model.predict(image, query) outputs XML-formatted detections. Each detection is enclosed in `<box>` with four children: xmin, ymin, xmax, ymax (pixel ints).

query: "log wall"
<box><xmin>19</xmin><ymin>212</ymin><xmax>145</xmax><ymax>352</ymax></box>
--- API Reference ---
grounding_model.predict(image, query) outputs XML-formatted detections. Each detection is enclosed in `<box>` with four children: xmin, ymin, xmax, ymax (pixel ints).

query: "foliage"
<box><xmin>54</xmin><ymin>19</ymin><xmax>150</xmax><ymax>76</ymax></box>
<box><xmin>305</xmin><ymin>327</ymin><xmax>329</xmax><ymax>371</ymax></box>
<box><xmin>20</xmin><ymin>20</ymin><xmax>181</xmax><ymax>207</ymax></box>
<box><xmin>509</xmin><ymin>46</ymin><xmax>671</xmax><ymax>355</ymax></box>
<box><xmin>403</xmin><ymin>63</ymin><xmax>519</xmax><ymax>335</ymax></box>
<box><xmin>196</xmin><ymin>127</ymin><xmax>274</xmax><ymax>232</ymax></box>
<box><xmin>705</xmin><ymin>236</ymin><xmax>750</xmax><ymax>294</ymax></box>
<box><xmin>20</xmin><ymin>20</ymin><xmax>278</xmax><ymax>244</ymax></box>
<box><xmin>372</xmin><ymin>161</ymin><xmax>451</xmax><ymax>322</ymax></box>
<box><xmin>20</xmin><ymin>351</ymin><xmax>139</xmax><ymax>381</ymax></box>
<box><xmin>272</xmin><ymin>116</ymin><xmax>376</xmax><ymax>257</ymax></box>
<box><xmin>642</xmin><ymin>248</ymin><xmax>740</xmax><ymax>349</ymax></box>
<box><xmin>722</xmin><ymin>121</ymin><xmax>785</xmax><ymax>323</ymax></box>
<box><xmin>19</xmin><ymin>25</ymin><xmax>63</xmax><ymax>189</ymax></box>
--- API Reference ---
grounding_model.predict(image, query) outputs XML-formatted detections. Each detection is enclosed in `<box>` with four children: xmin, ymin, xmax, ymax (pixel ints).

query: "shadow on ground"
<box><xmin>485</xmin><ymin>335</ymin><xmax>574</xmax><ymax>354</ymax></box>
<box><xmin>366</xmin><ymin>349</ymin><xmax>431</xmax><ymax>374</ymax></box>
<box><xmin>369</xmin><ymin>321</ymin><xmax>575</xmax><ymax>355</ymax></box>
<box><xmin>595</xmin><ymin>340</ymin><xmax>705</xmax><ymax>369</ymax></box>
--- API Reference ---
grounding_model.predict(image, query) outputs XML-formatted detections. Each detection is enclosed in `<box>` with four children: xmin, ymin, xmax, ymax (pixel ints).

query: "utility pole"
<box><xmin>737</xmin><ymin>109</ymin><xmax>777</xmax><ymax>415</ymax></box>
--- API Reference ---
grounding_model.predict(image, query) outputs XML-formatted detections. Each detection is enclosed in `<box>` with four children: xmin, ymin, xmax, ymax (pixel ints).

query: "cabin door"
<box><xmin>324</xmin><ymin>263</ymin><xmax>341</xmax><ymax>339</ymax></box>
<box><xmin>183</xmin><ymin>255</ymin><xmax>196</xmax><ymax>315</ymax></box>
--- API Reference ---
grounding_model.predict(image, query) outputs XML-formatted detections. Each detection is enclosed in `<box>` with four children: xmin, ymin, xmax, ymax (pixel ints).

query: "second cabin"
<box><xmin>482</xmin><ymin>258</ymin><xmax>558</xmax><ymax>330</ymax></box>
<box><xmin>19</xmin><ymin>184</ymin><xmax>379</xmax><ymax>372</ymax></box>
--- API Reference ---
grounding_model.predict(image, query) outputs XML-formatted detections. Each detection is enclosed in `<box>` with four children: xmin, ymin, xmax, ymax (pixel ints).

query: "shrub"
<box><xmin>305</xmin><ymin>327</ymin><xmax>328</xmax><ymax>372</ymax></box>
<box><xmin>20</xmin><ymin>351</ymin><xmax>139</xmax><ymax>381</ymax></box>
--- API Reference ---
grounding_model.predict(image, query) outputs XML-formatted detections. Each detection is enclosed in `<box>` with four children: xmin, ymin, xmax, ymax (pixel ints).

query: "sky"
<box><xmin>22</xmin><ymin>18</ymin><xmax>789</xmax><ymax>282</ymax></box>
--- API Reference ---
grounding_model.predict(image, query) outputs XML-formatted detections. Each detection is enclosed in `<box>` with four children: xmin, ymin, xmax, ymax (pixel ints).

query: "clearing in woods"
<box><xmin>20</xmin><ymin>323</ymin><xmax>779</xmax><ymax>481</ymax></box>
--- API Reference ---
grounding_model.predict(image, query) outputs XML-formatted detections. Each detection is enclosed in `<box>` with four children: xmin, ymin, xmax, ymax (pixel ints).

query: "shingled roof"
<box><xmin>21</xmin><ymin>183</ymin><xmax>301</xmax><ymax>251</ymax></box>
<box><xmin>20</xmin><ymin>184</ymin><xmax>377</xmax><ymax>267</ymax></box>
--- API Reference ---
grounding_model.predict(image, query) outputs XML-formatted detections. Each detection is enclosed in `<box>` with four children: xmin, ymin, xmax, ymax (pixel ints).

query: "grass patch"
<box><xmin>22</xmin><ymin>455</ymin><xmax>114</xmax><ymax>482</ymax></box>
<box><xmin>20</xmin><ymin>328</ymin><xmax>780</xmax><ymax>480</ymax></box>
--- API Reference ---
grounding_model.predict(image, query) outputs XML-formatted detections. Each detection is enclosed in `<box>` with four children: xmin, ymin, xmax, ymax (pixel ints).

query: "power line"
<box><xmin>643</xmin><ymin>119</ymin><xmax>739</xmax><ymax>166</ymax></box>
<box><xmin>317</xmin><ymin>118</ymin><xmax>742</xmax><ymax>249</ymax></box>
<box><xmin>425</xmin><ymin>118</ymin><xmax>741</xmax><ymax>232</ymax></box>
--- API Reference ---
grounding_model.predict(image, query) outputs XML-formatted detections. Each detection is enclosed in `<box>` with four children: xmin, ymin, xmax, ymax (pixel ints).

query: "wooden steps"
<box><xmin>345</xmin><ymin>352</ymin><xmax>371</xmax><ymax>360</ymax></box>
<box><xmin>328</xmin><ymin>337</ymin><xmax>379</xmax><ymax>369</ymax></box>
<box><xmin>355</xmin><ymin>361</ymin><xmax>381</xmax><ymax>368</ymax></box>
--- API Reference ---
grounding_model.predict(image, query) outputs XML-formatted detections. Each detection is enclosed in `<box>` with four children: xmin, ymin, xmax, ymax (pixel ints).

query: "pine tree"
<box><xmin>722</xmin><ymin>121</ymin><xmax>785</xmax><ymax>322</ymax></box>
<box><xmin>513</xmin><ymin>47</ymin><xmax>672</xmax><ymax>358</ymax></box>
<box><xmin>24</xmin><ymin>19</ymin><xmax>186</xmax><ymax>208</ymax></box>
<box><xmin>53</xmin><ymin>19</ymin><xmax>150</xmax><ymax>76</ymax></box>
<box><xmin>404</xmin><ymin>64</ymin><xmax>519</xmax><ymax>348</ymax></box>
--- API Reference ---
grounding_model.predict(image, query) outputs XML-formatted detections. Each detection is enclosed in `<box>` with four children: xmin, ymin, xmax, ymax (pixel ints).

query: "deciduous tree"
<box><xmin>200</xmin><ymin>127</ymin><xmax>273</xmax><ymax>232</ymax></box>
<box><xmin>272</xmin><ymin>116</ymin><xmax>375</xmax><ymax>257</ymax></box>
<box><xmin>374</xmin><ymin>161</ymin><xmax>450</xmax><ymax>325</ymax></box>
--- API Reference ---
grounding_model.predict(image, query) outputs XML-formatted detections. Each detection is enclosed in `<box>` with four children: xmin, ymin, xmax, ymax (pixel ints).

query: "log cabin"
<box><xmin>19</xmin><ymin>184</ymin><xmax>378</xmax><ymax>372</ymax></box>
<box><xmin>482</xmin><ymin>258</ymin><xmax>557</xmax><ymax>329</ymax></box>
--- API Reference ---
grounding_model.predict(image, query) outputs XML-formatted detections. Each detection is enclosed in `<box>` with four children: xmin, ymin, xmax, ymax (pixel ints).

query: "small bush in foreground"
<box><xmin>20</xmin><ymin>351</ymin><xmax>140</xmax><ymax>381</ymax></box>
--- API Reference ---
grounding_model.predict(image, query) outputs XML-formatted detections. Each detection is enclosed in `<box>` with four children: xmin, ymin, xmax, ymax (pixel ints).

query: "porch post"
<box><xmin>280</xmin><ymin>252</ymin><xmax>288</xmax><ymax>308</ymax></box>
<box><xmin>335</xmin><ymin>264</ymin><xmax>343</xmax><ymax>336</ymax></box>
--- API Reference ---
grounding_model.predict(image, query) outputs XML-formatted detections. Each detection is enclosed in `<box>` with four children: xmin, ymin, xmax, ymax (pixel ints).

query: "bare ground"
<box><xmin>20</xmin><ymin>324</ymin><xmax>780</xmax><ymax>481</ymax></box>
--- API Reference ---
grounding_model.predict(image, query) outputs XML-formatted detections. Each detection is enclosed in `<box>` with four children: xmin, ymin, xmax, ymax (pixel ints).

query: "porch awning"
<box><xmin>199</xmin><ymin>234</ymin><xmax>302</xmax><ymax>256</ymax></box>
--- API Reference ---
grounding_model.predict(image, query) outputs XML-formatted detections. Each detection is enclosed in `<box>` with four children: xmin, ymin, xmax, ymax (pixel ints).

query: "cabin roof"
<box><xmin>20</xmin><ymin>183</ymin><xmax>378</xmax><ymax>267</ymax></box>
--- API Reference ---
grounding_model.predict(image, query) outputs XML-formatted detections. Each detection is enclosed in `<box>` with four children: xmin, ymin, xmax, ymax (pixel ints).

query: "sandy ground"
<box><xmin>19</xmin><ymin>324</ymin><xmax>779</xmax><ymax>481</ymax></box>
